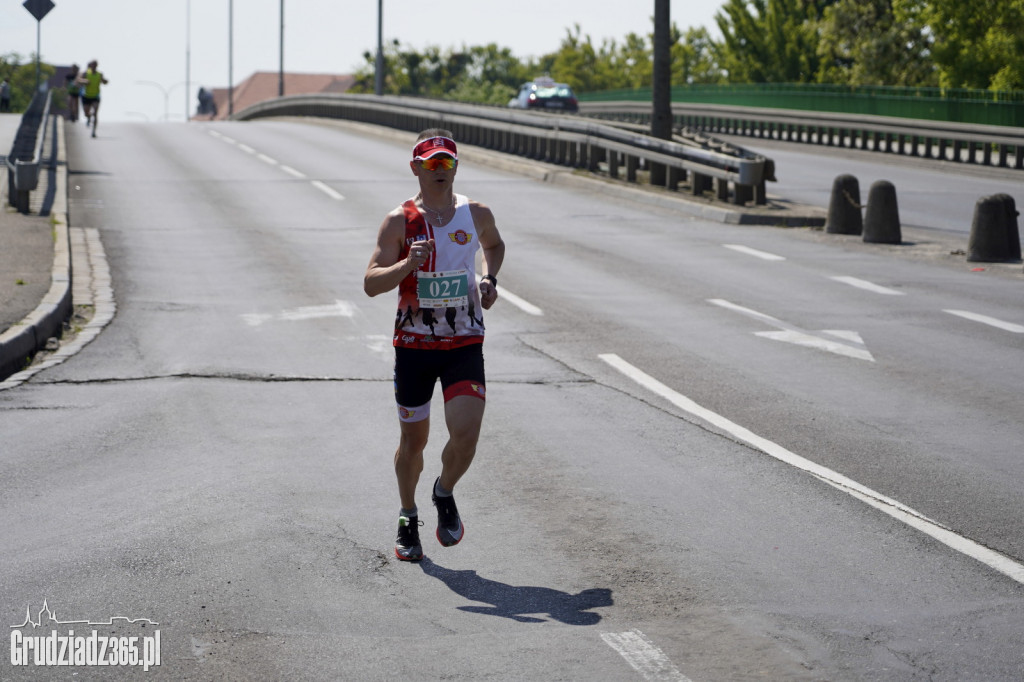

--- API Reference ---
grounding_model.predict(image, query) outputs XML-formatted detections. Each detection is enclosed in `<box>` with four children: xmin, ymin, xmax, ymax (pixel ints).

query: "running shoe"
<box><xmin>431</xmin><ymin>478</ymin><xmax>465</xmax><ymax>547</ymax></box>
<box><xmin>395</xmin><ymin>515</ymin><xmax>423</xmax><ymax>562</ymax></box>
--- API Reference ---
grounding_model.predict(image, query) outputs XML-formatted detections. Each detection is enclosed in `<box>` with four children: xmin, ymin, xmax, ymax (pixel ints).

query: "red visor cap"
<box><xmin>413</xmin><ymin>136</ymin><xmax>458</xmax><ymax>161</ymax></box>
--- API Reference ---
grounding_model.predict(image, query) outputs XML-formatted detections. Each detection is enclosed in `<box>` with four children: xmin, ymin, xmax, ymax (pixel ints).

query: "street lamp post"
<box><xmin>186</xmin><ymin>0</ymin><xmax>191</xmax><ymax>121</ymax></box>
<box><xmin>279</xmin><ymin>0</ymin><xmax>285</xmax><ymax>97</ymax></box>
<box><xmin>136</xmin><ymin>81</ymin><xmax>185</xmax><ymax>121</ymax></box>
<box><xmin>375</xmin><ymin>0</ymin><xmax>384</xmax><ymax>96</ymax></box>
<box><xmin>228</xmin><ymin>0</ymin><xmax>234</xmax><ymax>116</ymax></box>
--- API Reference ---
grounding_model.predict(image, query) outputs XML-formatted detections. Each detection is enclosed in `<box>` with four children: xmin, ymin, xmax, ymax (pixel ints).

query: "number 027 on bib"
<box><xmin>416</xmin><ymin>270</ymin><xmax>470</xmax><ymax>308</ymax></box>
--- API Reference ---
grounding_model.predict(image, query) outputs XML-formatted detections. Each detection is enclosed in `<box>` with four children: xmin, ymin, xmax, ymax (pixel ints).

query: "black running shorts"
<box><xmin>394</xmin><ymin>344</ymin><xmax>486</xmax><ymax>422</ymax></box>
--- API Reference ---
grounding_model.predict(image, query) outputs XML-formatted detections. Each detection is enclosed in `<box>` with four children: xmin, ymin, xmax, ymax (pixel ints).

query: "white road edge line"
<box><xmin>598</xmin><ymin>353</ymin><xmax>1024</xmax><ymax>586</ymax></box>
<box><xmin>830</xmin><ymin>276</ymin><xmax>905</xmax><ymax>296</ymax></box>
<box><xmin>723</xmin><ymin>244</ymin><xmax>786</xmax><ymax>261</ymax></box>
<box><xmin>310</xmin><ymin>180</ymin><xmax>345</xmax><ymax>201</ymax></box>
<box><xmin>944</xmin><ymin>309</ymin><xmax>1024</xmax><ymax>333</ymax></box>
<box><xmin>600</xmin><ymin>629</ymin><xmax>691</xmax><ymax>682</ymax></box>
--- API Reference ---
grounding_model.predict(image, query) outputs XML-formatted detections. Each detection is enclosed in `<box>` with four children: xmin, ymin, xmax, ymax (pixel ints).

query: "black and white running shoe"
<box><xmin>432</xmin><ymin>478</ymin><xmax>465</xmax><ymax>547</ymax></box>
<box><xmin>395</xmin><ymin>515</ymin><xmax>424</xmax><ymax>561</ymax></box>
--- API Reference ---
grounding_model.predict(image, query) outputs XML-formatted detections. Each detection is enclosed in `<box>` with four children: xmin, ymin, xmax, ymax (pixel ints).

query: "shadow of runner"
<box><xmin>419</xmin><ymin>557</ymin><xmax>613</xmax><ymax>625</ymax></box>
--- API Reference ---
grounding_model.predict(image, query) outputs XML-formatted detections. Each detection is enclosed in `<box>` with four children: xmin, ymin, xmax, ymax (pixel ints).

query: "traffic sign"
<box><xmin>23</xmin><ymin>0</ymin><xmax>55</xmax><ymax>22</ymax></box>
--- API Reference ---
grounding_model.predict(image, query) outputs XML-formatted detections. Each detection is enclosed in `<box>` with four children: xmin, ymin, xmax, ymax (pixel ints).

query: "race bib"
<box><xmin>416</xmin><ymin>269</ymin><xmax>470</xmax><ymax>308</ymax></box>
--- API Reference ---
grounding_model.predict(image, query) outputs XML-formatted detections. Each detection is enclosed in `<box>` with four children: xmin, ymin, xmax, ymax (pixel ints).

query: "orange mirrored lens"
<box><xmin>420</xmin><ymin>156</ymin><xmax>457</xmax><ymax>171</ymax></box>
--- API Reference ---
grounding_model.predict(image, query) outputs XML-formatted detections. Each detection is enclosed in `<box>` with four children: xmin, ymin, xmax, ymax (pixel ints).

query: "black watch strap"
<box><xmin>482</xmin><ymin>274</ymin><xmax>497</xmax><ymax>287</ymax></box>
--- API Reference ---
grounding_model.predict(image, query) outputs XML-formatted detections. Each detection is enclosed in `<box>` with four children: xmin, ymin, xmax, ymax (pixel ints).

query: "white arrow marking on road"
<box><xmin>709</xmin><ymin>299</ymin><xmax>874</xmax><ymax>361</ymax></box>
<box><xmin>242</xmin><ymin>300</ymin><xmax>357</xmax><ymax>326</ymax></box>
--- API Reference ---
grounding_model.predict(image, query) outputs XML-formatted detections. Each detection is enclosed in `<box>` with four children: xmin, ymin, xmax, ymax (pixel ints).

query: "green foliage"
<box><xmin>914</xmin><ymin>0</ymin><xmax>1024</xmax><ymax>90</ymax></box>
<box><xmin>348</xmin><ymin>3</ymin><xmax>1022</xmax><ymax>103</ymax></box>
<box><xmin>714</xmin><ymin>0</ymin><xmax>828</xmax><ymax>83</ymax></box>
<box><xmin>673</xmin><ymin>27</ymin><xmax>726</xmax><ymax>85</ymax></box>
<box><xmin>1</xmin><ymin>52</ymin><xmax>55</xmax><ymax>112</ymax></box>
<box><xmin>815</xmin><ymin>0</ymin><xmax>936</xmax><ymax>86</ymax></box>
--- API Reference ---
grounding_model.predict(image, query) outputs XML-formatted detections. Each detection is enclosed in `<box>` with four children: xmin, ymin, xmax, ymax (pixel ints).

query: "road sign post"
<box><xmin>22</xmin><ymin>0</ymin><xmax>55</xmax><ymax>90</ymax></box>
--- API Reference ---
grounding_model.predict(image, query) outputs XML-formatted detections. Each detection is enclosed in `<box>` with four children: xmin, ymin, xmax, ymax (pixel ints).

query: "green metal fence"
<box><xmin>580</xmin><ymin>84</ymin><xmax>1024</xmax><ymax>128</ymax></box>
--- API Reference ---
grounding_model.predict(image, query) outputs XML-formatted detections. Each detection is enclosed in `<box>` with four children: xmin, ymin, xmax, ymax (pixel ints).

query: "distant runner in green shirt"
<box><xmin>77</xmin><ymin>60</ymin><xmax>109</xmax><ymax>138</ymax></box>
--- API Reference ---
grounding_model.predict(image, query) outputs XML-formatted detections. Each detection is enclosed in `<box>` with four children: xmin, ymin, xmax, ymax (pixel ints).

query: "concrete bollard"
<box><xmin>863</xmin><ymin>180</ymin><xmax>902</xmax><ymax>244</ymax></box>
<box><xmin>826</xmin><ymin>174</ymin><xmax>863</xmax><ymax>235</ymax></box>
<box><xmin>967</xmin><ymin>194</ymin><xmax>1022</xmax><ymax>263</ymax></box>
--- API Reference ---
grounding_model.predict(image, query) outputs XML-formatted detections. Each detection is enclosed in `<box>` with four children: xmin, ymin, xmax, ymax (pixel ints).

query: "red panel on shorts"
<box><xmin>443</xmin><ymin>380</ymin><xmax>486</xmax><ymax>402</ymax></box>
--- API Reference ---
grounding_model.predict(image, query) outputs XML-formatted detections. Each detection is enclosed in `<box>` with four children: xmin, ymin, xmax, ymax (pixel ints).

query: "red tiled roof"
<box><xmin>193</xmin><ymin>71</ymin><xmax>355</xmax><ymax>121</ymax></box>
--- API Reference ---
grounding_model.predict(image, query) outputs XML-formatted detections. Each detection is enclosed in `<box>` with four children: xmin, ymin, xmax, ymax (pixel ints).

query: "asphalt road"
<box><xmin>1</xmin><ymin>118</ymin><xmax>1022</xmax><ymax>681</ymax></box>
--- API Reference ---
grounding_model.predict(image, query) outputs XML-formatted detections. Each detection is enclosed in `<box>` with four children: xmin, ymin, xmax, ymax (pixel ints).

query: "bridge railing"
<box><xmin>5</xmin><ymin>88</ymin><xmax>52</xmax><ymax>213</ymax></box>
<box><xmin>580</xmin><ymin>101</ymin><xmax>1024</xmax><ymax>171</ymax></box>
<box><xmin>234</xmin><ymin>94</ymin><xmax>771</xmax><ymax>205</ymax></box>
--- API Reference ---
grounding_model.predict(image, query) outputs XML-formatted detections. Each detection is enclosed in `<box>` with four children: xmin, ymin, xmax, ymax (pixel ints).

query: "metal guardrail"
<box><xmin>235</xmin><ymin>94</ymin><xmax>771</xmax><ymax>206</ymax></box>
<box><xmin>5</xmin><ymin>88</ymin><xmax>52</xmax><ymax>213</ymax></box>
<box><xmin>580</xmin><ymin>101</ymin><xmax>1024</xmax><ymax>171</ymax></box>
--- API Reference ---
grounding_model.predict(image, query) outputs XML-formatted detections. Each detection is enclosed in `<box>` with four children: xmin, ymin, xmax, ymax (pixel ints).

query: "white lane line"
<box><xmin>944</xmin><ymin>309</ymin><xmax>1024</xmax><ymax>334</ymax></box>
<box><xmin>310</xmin><ymin>180</ymin><xmax>345</xmax><ymax>201</ymax></box>
<box><xmin>237</xmin><ymin>143</ymin><xmax>255</xmax><ymax>154</ymax></box>
<box><xmin>280</xmin><ymin>165</ymin><xmax>306</xmax><ymax>179</ymax></box>
<box><xmin>598</xmin><ymin>353</ymin><xmax>1024</xmax><ymax>586</ymax></box>
<box><xmin>601</xmin><ymin>630</ymin><xmax>691</xmax><ymax>682</ymax></box>
<box><xmin>256</xmin><ymin>153</ymin><xmax>278</xmax><ymax>165</ymax></box>
<box><xmin>723</xmin><ymin>244</ymin><xmax>786</xmax><ymax>261</ymax></box>
<box><xmin>830</xmin><ymin>276</ymin><xmax>905</xmax><ymax>296</ymax></box>
<box><xmin>497</xmin><ymin>287</ymin><xmax>543</xmax><ymax>316</ymax></box>
<box><xmin>220</xmin><ymin>136</ymin><xmax>237</xmax><ymax>145</ymax></box>
<box><xmin>207</xmin><ymin>130</ymin><xmax>223</xmax><ymax>139</ymax></box>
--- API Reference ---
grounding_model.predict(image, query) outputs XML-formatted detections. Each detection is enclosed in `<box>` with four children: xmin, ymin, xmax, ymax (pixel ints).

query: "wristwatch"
<box><xmin>481</xmin><ymin>274</ymin><xmax>497</xmax><ymax>287</ymax></box>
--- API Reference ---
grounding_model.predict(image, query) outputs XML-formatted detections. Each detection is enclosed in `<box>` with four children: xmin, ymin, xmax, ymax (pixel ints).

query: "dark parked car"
<box><xmin>508</xmin><ymin>77</ymin><xmax>579</xmax><ymax>112</ymax></box>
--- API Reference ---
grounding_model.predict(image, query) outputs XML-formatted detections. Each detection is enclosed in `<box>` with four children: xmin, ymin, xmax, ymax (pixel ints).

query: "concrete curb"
<box><xmin>0</xmin><ymin>116</ymin><xmax>71</xmax><ymax>382</ymax></box>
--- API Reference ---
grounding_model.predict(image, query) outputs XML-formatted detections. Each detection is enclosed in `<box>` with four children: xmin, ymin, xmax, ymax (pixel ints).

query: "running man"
<box><xmin>364</xmin><ymin>129</ymin><xmax>505</xmax><ymax>561</ymax></box>
<box><xmin>78</xmin><ymin>60</ymin><xmax>108</xmax><ymax>137</ymax></box>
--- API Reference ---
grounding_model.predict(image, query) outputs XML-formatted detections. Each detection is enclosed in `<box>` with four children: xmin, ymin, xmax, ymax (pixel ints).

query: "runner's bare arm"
<box><xmin>470</xmin><ymin>201</ymin><xmax>505</xmax><ymax>309</ymax></box>
<box><xmin>364</xmin><ymin>209</ymin><xmax>433</xmax><ymax>297</ymax></box>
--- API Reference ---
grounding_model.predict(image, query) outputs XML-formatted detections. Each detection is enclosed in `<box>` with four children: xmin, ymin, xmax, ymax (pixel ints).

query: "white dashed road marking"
<box><xmin>601</xmin><ymin>630</ymin><xmax>691</xmax><ymax>681</ymax></box>
<box><xmin>944</xmin><ymin>309</ymin><xmax>1024</xmax><ymax>333</ymax></box>
<box><xmin>723</xmin><ymin>244</ymin><xmax>786</xmax><ymax>261</ymax></box>
<box><xmin>311</xmin><ymin>180</ymin><xmax>345</xmax><ymax>201</ymax></box>
<box><xmin>496</xmin><ymin>287</ymin><xmax>543</xmax><ymax>316</ymax></box>
<box><xmin>830</xmin><ymin>276</ymin><xmax>904</xmax><ymax>295</ymax></box>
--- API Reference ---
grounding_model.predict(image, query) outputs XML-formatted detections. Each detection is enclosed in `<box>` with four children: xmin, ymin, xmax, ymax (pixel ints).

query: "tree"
<box><xmin>816</xmin><ymin>0</ymin><xmax>936</xmax><ymax>86</ymax></box>
<box><xmin>913</xmin><ymin>0</ymin><xmax>1024</xmax><ymax>90</ymax></box>
<box><xmin>672</xmin><ymin>27</ymin><xmax>726</xmax><ymax>85</ymax></box>
<box><xmin>715</xmin><ymin>0</ymin><xmax>832</xmax><ymax>83</ymax></box>
<box><xmin>1</xmin><ymin>52</ymin><xmax>54</xmax><ymax>112</ymax></box>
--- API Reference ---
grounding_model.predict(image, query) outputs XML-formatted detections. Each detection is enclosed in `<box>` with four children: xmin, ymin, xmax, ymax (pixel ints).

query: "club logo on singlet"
<box><xmin>448</xmin><ymin>229</ymin><xmax>472</xmax><ymax>246</ymax></box>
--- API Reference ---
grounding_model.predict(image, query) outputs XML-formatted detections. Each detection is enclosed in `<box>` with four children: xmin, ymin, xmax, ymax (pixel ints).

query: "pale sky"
<box><xmin>2</xmin><ymin>0</ymin><xmax>724</xmax><ymax>123</ymax></box>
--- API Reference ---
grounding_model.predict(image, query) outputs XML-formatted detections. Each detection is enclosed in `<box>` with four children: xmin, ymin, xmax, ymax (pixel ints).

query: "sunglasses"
<box><xmin>418</xmin><ymin>156</ymin><xmax>457</xmax><ymax>172</ymax></box>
